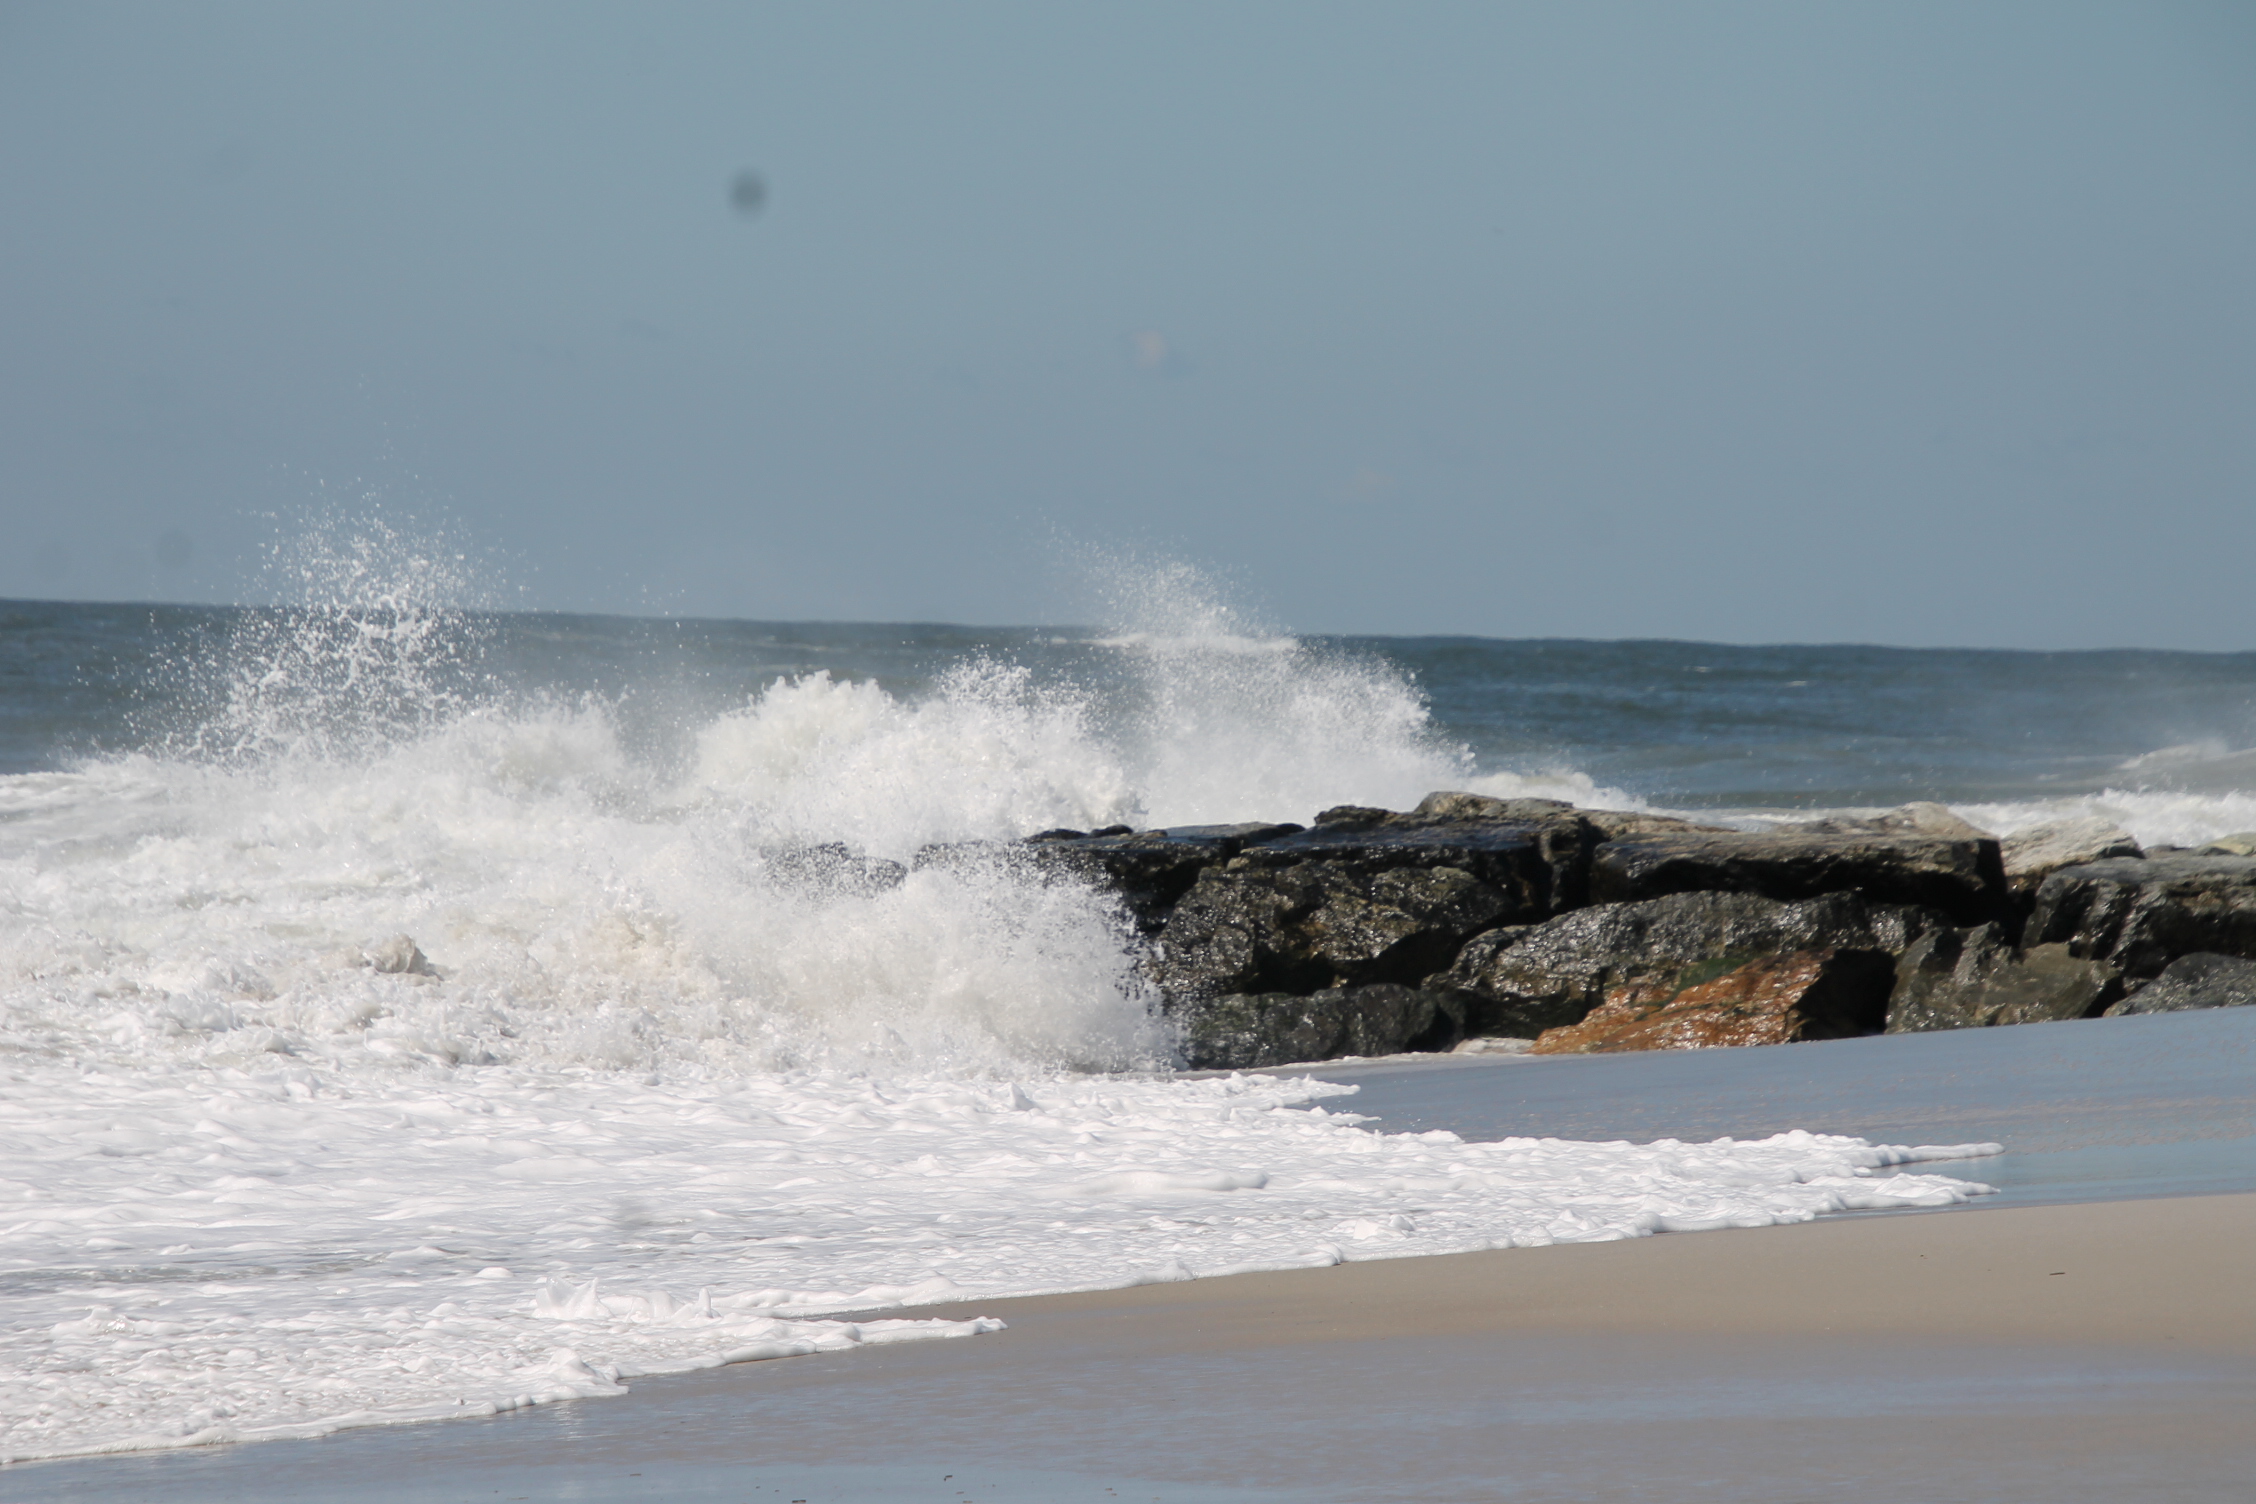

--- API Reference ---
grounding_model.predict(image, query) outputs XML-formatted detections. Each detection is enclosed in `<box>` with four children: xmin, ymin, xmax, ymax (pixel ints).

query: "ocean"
<box><xmin>5</xmin><ymin>552</ymin><xmax>2254</xmax><ymax>1464</ymax></box>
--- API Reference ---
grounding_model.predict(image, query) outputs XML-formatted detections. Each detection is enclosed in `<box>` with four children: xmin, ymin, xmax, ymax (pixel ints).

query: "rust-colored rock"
<box><xmin>1527</xmin><ymin>948</ymin><xmax>1894</xmax><ymax>1054</ymax></box>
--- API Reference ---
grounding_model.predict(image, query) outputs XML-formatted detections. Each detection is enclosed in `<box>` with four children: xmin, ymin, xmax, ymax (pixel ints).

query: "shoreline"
<box><xmin>14</xmin><ymin>1190</ymin><xmax>2254</xmax><ymax>1503</ymax></box>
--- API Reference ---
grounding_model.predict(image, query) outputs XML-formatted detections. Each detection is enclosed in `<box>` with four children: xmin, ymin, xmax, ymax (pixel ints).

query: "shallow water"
<box><xmin>14</xmin><ymin>1317</ymin><xmax>2250</xmax><ymax>1504</ymax></box>
<box><xmin>1309</xmin><ymin>1008</ymin><xmax>2256</xmax><ymax>1207</ymax></box>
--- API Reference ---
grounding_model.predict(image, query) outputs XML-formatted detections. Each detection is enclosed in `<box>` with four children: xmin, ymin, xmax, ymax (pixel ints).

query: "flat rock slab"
<box><xmin>2026</xmin><ymin>855</ymin><xmax>2256</xmax><ymax>978</ymax></box>
<box><xmin>1590</xmin><ymin>830</ymin><xmax>2007</xmax><ymax>926</ymax></box>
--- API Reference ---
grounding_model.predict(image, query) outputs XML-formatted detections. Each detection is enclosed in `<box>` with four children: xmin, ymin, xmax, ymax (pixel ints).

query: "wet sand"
<box><xmin>14</xmin><ymin>1191</ymin><xmax>2255</xmax><ymax>1503</ymax></box>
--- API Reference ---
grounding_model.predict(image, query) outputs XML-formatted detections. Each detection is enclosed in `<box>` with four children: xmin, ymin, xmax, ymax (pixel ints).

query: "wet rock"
<box><xmin>2023</xmin><ymin>855</ymin><xmax>2256</xmax><ymax>978</ymax></box>
<box><xmin>2000</xmin><ymin>818</ymin><xmax>2143</xmax><ymax>903</ymax></box>
<box><xmin>1178</xmin><ymin>984</ymin><xmax>1464</xmax><ymax>1070</ymax></box>
<box><xmin>2198</xmin><ymin>832</ymin><xmax>2256</xmax><ymax>857</ymax></box>
<box><xmin>1526</xmin><ymin>949</ymin><xmax>1895</xmax><ymax>1054</ymax></box>
<box><xmin>2106</xmin><ymin>952</ymin><xmax>2256</xmax><ymax>1015</ymax></box>
<box><xmin>1590</xmin><ymin>829</ymin><xmax>2008</xmax><ymax>928</ymax></box>
<box><xmin>1435</xmin><ymin>890</ymin><xmax>1937</xmax><ymax>1040</ymax></box>
<box><xmin>1150</xmin><ymin>862</ymin><xmax>1511</xmax><ymax>1000</ymax></box>
<box><xmin>1886</xmin><ymin>926</ymin><xmax>2122</xmax><ymax>1031</ymax></box>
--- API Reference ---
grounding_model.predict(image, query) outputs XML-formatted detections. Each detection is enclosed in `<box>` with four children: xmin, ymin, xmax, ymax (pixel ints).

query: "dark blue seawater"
<box><xmin>7</xmin><ymin>597</ymin><xmax>2255</xmax><ymax>813</ymax></box>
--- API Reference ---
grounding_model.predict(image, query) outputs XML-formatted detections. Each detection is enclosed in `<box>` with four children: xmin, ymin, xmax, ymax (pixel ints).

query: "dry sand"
<box><xmin>15</xmin><ymin>1193</ymin><xmax>2256</xmax><ymax>1503</ymax></box>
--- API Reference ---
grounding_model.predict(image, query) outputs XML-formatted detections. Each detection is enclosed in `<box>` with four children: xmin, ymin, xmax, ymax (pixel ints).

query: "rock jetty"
<box><xmin>913</xmin><ymin>795</ymin><xmax>2256</xmax><ymax>1068</ymax></box>
<box><xmin>902</xmin><ymin>798</ymin><xmax>2256</xmax><ymax>1068</ymax></box>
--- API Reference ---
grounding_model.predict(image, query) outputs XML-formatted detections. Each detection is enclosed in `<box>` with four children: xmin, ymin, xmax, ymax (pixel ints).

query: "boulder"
<box><xmin>1782</xmin><ymin>802</ymin><xmax>1996</xmax><ymax>841</ymax></box>
<box><xmin>1435</xmin><ymin>890</ymin><xmax>1938</xmax><ymax>1040</ymax></box>
<box><xmin>2023</xmin><ymin>855</ymin><xmax>2256</xmax><ymax>978</ymax></box>
<box><xmin>1150</xmin><ymin>861</ymin><xmax>1511</xmax><ymax>1000</ymax></box>
<box><xmin>2106</xmin><ymin>952</ymin><xmax>2256</xmax><ymax>1015</ymax></box>
<box><xmin>1999</xmin><ymin>818</ymin><xmax>2143</xmax><ymax>903</ymax></box>
<box><xmin>2198</xmin><ymin>832</ymin><xmax>2256</xmax><ymax>858</ymax></box>
<box><xmin>1590</xmin><ymin>829</ymin><xmax>2008</xmax><ymax>927</ymax></box>
<box><xmin>1526</xmin><ymin>949</ymin><xmax>1896</xmax><ymax>1054</ymax></box>
<box><xmin>1886</xmin><ymin>926</ymin><xmax>2122</xmax><ymax>1031</ymax></box>
<box><xmin>1177</xmin><ymin>984</ymin><xmax>1464</xmax><ymax>1070</ymax></box>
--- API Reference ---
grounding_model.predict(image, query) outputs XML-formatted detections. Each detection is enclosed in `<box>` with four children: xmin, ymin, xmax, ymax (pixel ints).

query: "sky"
<box><xmin>2</xmin><ymin>0</ymin><xmax>2252</xmax><ymax>648</ymax></box>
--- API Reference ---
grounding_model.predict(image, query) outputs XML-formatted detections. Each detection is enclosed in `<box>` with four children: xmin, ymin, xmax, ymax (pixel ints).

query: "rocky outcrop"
<box><xmin>2199</xmin><ymin>833</ymin><xmax>2256</xmax><ymax>857</ymax></box>
<box><xmin>1999</xmin><ymin>818</ymin><xmax>2143</xmax><ymax>904</ymax></box>
<box><xmin>1886</xmin><ymin>926</ymin><xmax>2122</xmax><ymax>1031</ymax></box>
<box><xmin>1434</xmin><ymin>889</ymin><xmax>1936</xmax><ymax>1040</ymax></box>
<box><xmin>1179</xmin><ymin>984</ymin><xmax>1464</xmax><ymax>1069</ymax></box>
<box><xmin>2023</xmin><ymin>855</ymin><xmax>2256</xmax><ymax>978</ymax></box>
<box><xmin>1526</xmin><ymin>949</ymin><xmax>1896</xmax><ymax>1054</ymax></box>
<box><xmin>2106</xmin><ymin>952</ymin><xmax>2256</xmax><ymax>1015</ymax></box>
<box><xmin>941</xmin><ymin>793</ymin><xmax>2252</xmax><ymax>1069</ymax></box>
<box><xmin>1589</xmin><ymin>829</ymin><xmax>2008</xmax><ymax>928</ymax></box>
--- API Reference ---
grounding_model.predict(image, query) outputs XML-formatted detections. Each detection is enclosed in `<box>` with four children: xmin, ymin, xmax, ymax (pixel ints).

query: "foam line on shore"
<box><xmin>0</xmin><ymin>1062</ymin><xmax>1995</xmax><ymax>1463</ymax></box>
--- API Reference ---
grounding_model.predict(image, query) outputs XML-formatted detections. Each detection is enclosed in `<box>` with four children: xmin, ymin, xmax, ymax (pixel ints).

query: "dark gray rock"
<box><xmin>2106</xmin><ymin>952</ymin><xmax>2256</xmax><ymax>1015</ymax></box>
<box><xmin>2023</xmin><ymin>855</ymin><xmax>2256</xmax><ymax>978</ymax></box>
<box><xmin>1590</xmin><ymin>830</ymin><xmax>2008</xmax><ymax>928</ymax></box>
<box><xmin>1886</xmin><ymin>927</ymin><xmax>2122</xmax><ymax>1031</ymax></box>
<box><xmin>1435</xmin><ymin>890</ymin><xmax>1938</xmax><ymax>1040</ymax></box>
<box><xmin>1150</xmin><ymin>861</ymin><xmax>1512</xmax><ymax>1000</ymax></box>
<box><xmin>1178</xmin><ymin>984</ymin><xmax>1464</xmax><ymax>1070</ymax></box>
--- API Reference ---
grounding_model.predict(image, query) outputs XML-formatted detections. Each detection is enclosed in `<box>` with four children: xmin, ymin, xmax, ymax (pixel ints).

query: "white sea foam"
<box><xmin>0</xmin><ymin>1061</ymin><xmax>1995</xmax><ymax>1462</ymax></box>
<box><xmin>1698</xmin><ymin>790</ymin><xmax>2256</xmax><ymax>850</ymax></box>
<box><xmin>1950</xmin><ymin>789</ymin><xmax>2256</xmax><ymax>850</ymax></box>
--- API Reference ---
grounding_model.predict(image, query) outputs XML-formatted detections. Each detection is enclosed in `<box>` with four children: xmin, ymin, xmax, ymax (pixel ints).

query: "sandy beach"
<box><xmin>13</xmin><ymin>1187</ymin><xmax>2253</xmax><ymax>1504</ymax></box>
<box><xmin>13</xmin><ymin>1017</ymin><xmax>2256</xmax><ymax>1502</ymax></box>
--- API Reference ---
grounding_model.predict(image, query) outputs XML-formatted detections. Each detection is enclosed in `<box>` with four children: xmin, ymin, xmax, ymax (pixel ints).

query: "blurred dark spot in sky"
<box><xmin>729</xmin><ymin>170</ymin><xmax>766</xmax><ymax>217</ymax></box>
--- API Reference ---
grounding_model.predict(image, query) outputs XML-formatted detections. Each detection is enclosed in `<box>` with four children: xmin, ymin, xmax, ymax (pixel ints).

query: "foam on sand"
<box><xmin>0</xmin><ymin>1060</ymin><xmax>1995</xmax><ymax>1462</ymax></box>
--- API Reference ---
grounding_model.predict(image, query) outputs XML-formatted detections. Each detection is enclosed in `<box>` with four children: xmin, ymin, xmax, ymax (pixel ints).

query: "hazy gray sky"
<box><xmin>3</xmin><ymin>1</ymin><xmax>2251</xmax><ymax>647</ymax></box>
